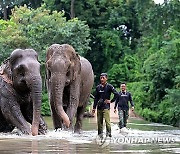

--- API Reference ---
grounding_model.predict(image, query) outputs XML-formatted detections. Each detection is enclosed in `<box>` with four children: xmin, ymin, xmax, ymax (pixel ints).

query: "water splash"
<box><xmin>0</xmin><ymin>123</ymin><xmax>179</xmax><ymax>144</ymax></box>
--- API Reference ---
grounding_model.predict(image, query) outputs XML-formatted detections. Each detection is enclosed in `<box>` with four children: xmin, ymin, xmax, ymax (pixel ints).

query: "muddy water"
<box><xmin>0</xmin><ymin>116</ymin><xmax>179</xmax><ymax>153</ymax></box>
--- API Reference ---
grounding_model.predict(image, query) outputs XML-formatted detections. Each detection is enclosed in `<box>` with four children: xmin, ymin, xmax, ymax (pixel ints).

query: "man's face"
<box><xmin>100</xmin><ymin>76</ymin><xmax>107</xmax><ymax>84</ymax></box>
<box><xmin>121</xmin><ymin>84</ymin><xmax>126</xmax><ymax>91</ymax></box>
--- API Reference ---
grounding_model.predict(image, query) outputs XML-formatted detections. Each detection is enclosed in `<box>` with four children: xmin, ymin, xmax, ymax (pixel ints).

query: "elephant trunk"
<box><xmin>30</xmin><ymin>75</ymin><xmax>42</xmax><ymax>136</ymax></box>
<box><xmin>52</xmin><ymin>75</ymin><xmax>70</xmax><ymax>128</ymax></box>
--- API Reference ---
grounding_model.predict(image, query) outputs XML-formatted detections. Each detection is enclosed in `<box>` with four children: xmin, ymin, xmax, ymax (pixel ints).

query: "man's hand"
<box><xmin>105</xmin><ymin>99</ymin><xmax>111</xmax><ymax>104</ymax></box>
<box><xmin>92</xmin><ymin>109</ymin><xmax>96</xmax><ymax>115</ymax></box>
<box><xmin>114</xmin><ymin>109</ymin><xmax>117</xmax><ymax>114</ymax></box>
<box><xmin>131</xmin><ymin>106</ymin><xmax>134</xmax><ymax>111</ymax></box>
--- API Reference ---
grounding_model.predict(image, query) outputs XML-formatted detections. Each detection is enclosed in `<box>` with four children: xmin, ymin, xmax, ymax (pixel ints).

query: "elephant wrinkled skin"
<box><xmin>46</xmin><ymin>44</ymin><xmax>94</xmax><ymax>132</ymax></box>
<box><xmin>0</xmin><ymin>49</ymin><xmax>47</xmax><ymax>135</ymax></box>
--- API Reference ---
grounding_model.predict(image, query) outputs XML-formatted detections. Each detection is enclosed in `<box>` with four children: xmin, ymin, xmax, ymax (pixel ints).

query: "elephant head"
<box><xmin>46</xmin><ymin>44</ymin><xmax>81</xmax><ymax>128</ymax></box>
<box><xmin>8</xmin><ymin>49</ymin><xmax>42</xmax><ymax>136</ymax></box>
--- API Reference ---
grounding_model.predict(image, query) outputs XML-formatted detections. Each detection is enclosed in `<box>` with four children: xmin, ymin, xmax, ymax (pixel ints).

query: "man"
<box><xmin>92</xmin><ymin>73</ymin><xmax>118</xmax><ymax>137</ymax></box>
<box><xmin>114</xmin><ymin>83</ymin><xmax>134</xmax><ymax>132</ymax></box>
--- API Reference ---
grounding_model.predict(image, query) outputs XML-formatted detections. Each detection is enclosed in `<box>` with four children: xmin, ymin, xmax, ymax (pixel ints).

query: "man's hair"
<box><xmin>100</xmin><ymin>73</ymin><xmax>108</xmax><ymax>78</ymax></box>
<box><xmin>120</xmin><ymin>82</ymin><xmax>126</xmax><ymax>85</ymax></box>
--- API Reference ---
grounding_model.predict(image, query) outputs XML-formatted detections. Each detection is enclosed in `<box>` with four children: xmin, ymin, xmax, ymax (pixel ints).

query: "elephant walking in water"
<box><xmin>46</xmin><ymin>44</ymin><xmax>94</xmax><ymax>132</ymax></box>
<box><xmin>0</xmin><ymin>49</ymin><xmax>47</xmax><ymax>135</ymax></box>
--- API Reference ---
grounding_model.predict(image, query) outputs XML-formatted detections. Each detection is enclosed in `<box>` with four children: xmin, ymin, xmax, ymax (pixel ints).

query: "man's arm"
<box><xmin>110</xmin><ymin>85</ymin><xmax>118</xmax><ymax>103</ymax></box>
<box><xmin>129</xmin><ymin>92</ymin><xmax>134</xmax><ymax>107</ymax></box>
<box><xmin>114</xmin><ymin>94</ymin><xmax>119</xmax><ymax>109</ymax></box>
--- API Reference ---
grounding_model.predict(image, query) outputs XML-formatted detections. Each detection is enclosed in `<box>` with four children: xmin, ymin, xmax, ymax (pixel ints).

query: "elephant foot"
<box><xmin>38</xmin><ymin>128</ymin><xmax>47</xmax><ymax>135</ymax></box>
<box><xmin>38</xmin><ymin>121</ymin><xmax>48</xmax><ymax>135</ymax></box>
<box><xmin>19</xmin><ymin>125</ymin><xmax>31</xmax><ymax>135</ymax></box>
<box><xmin>54</xmin><ymin>127</ymin><xmax>63</xmax><ymax>132</ymax></box>
<box><xmin>16</xmin><ymin>129</ymin><xmax>31</xmax><ymax>135</ymax></box>
<box><xmin>74</xmin><ymin>128</ymin><xmax>82</xmax><ymax>134</ymax></box>
<box><xmin>22</xmin><ymin>129</ymin><xmax>31</xmax><ymax>135</ymax></box>
<box><xmin>74</xmin><ymin>121</ymin><xmax>82</xmax><ymax>134</ymax></box>
<box><xmin>62</xmin><ymin>122</ymin><xmax>73</xmax><ymax>131</ymax></box>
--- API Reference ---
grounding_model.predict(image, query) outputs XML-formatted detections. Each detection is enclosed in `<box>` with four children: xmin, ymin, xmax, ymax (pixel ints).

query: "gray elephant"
<box><xmin>0</xmin><ymin>49</ymin><xmax>47</xmax><ymax>135</ymax></box>
<box><xmin>46</xmin><ymin>44</ymin><xmax>94</xmax><ymax>132</ymax></box>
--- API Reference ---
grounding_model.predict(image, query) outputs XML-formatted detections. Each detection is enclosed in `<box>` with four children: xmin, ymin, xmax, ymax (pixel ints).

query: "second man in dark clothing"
<box><xmin>114</xmin><ymin>83</ymin><xmax>134</xmax><ymax>132</ymax></box>
<box><xmin>92</xmin><ymin>73</ymin><xmax>118</xmax><ymax>137</ymax></box>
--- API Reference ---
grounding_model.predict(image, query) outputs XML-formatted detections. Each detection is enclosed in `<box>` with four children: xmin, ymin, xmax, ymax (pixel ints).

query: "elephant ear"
<box><xmin>0</xmin><ymin>58</ymin><xmax>12</xmax><ymax>81</ymax></box>
<box><xmin>71</xmin><ymin>52</ymin><xmax>81</xmax><ymax>81</ymax></box>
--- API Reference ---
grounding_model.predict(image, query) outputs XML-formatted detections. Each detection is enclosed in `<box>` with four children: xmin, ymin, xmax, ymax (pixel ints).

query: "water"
<box><xmin>0</xmin><ymin>116</ymin><xmax>179</xmax><ymax>153</ymax></box>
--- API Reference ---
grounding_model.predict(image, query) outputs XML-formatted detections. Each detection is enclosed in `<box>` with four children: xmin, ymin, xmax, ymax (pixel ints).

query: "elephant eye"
<box><xmin>66</xmin><ymin>70</ymin><xmax>70</xmax><ymax>77</ymax></box>
<box><xmin>66</xmin><ymin>65</ymin><xmax>70</xmax><ymax>76</ymax></box>
<box><xmin>16</xmin><ymin>65</ymin><xmax>26</xmax><ymax>76</ymax></box>
<box><xmin>35</xmin><ymin>54</ymin><xmax>38</xmax><ymax>60</ymax></box>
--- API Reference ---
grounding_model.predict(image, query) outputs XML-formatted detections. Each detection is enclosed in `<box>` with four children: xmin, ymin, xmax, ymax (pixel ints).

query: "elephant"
<box><xmin>0</xmin><ymin>49</ymin><xmax>47</xmax><ymax>135</ymax></box>
<box><xmin>46</xmin><ymin>44</ymin><xmax>94</xmax><ymax>132</ymax></box>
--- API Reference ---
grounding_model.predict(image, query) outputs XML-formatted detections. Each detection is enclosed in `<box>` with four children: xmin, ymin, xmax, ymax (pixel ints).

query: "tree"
<box><xmin>0</xmin><ymin>0</ymin><xmax>22</xmax><ymax>19</ymax></box>
<box><xmin>0</xmin><ymin>5</ymin><xmax>90</xmax><ymax>63</ymax></box>
<box><xmin>71</xmin><ymin>0</ymin><xmax>75</xmax><ymax>18</ymax></box>
<box><xmin>0</xmin><ymin>0</ymin><xmax>42</xmax><ymax>19</ymax></box>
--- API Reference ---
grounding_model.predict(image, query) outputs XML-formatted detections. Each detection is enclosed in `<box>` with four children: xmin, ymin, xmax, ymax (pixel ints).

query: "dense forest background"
<box><xmin>0</xmin><ymin>0</ymin><xmax>179</xmax><ymax>127</ymax></box>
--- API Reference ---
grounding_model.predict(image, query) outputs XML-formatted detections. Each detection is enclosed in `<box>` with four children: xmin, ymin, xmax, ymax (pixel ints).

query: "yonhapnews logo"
<box><xmin>95</xmin><ymin>134</ymin><xmax>177</xmax><ymax>147</ymax></box>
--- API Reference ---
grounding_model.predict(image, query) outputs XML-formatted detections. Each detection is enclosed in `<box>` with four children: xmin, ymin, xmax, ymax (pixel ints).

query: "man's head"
<box><xmin>120</xmin><ymin>82</ymin><xmax>126</xmax><ymax>92</ymax></box>
<box><xmin>100</xmin><ymin>73</ymin><xmax>108</xmax><ymax>85</ymax></box>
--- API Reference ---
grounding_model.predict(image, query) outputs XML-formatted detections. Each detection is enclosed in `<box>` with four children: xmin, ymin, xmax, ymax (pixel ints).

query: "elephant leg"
<box><xmin>66</xmin><ymin>106</ymin><xmax>78</xmax><ymax>130</ymax></box>
<box><xmin>24</xmin><ymin>107</ymin><xmax>47</xmax><ymax>135</ymax></box>
<box><xmin>0</xmin><ymin>111</ymin><xmax>15</xmax><ymax>132</ymax></box>
<box><xmin>66</xmin><ymin>82</ymin><xmax>80</xmax><ymax>129</ymax></box>
<box><xmin>27</xmin><ymin>116</ymin><xmax>47</xmax><ymax>135</ymax></box>
<box><xmin>74</xmin><ymin>106</ymin><xmax>85</xmax><ymax>133</ymax></box>
<box><xmin>1</xmin><ymin>97</ymin><xmax>31</xmax><ymax>135</ymax></box>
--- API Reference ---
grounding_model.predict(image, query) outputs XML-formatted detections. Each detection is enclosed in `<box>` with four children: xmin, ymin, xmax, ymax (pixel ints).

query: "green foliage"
<box><xmin>108</xmin><ymin>55</ymin><xmax>140</xmax><ymax>87</ymax></box>
<box><xmin>0</xmin><ymin>19</ymin><xmax>29</xmax><ymax>61</ymax></box>
<box><xmin>127</xmin><ymin>81</ymin><xmax>180</xmax><ymax>126</ymax></box>
<box><xmin>143</xmin><ymin>27</ymin><xmax>180</xmax><ymax>103</ymax></box>
<box><xmin>43</xmin><ymin>0</ymin><xmax>140</xmax><ymax>76</ymax></box>
<box><xmin>9</xmin><ymin>5</ymin><xmax>90</xmax><ymax>61</ymax></box>
<box><xmin>41</xmin><ymin>91</ymin><xmax>51</xmax><ymax>116</ymax></box>
<box><xmin>127</xmin><ymin>81</ymin><xmax>153</xmax><ymax>111</ymax></box>
<box><xmin>158</xmin><ymin>98</ymin><xmax>180</xmax><ymax>127</ymax></box>
<box><xmin>97</xmin><ymin>30</ymin><xmax>123</xmax><ymax>70</ymax></box>
<box><xmin>130</xmin><ymin>25</ymin><xmax>180</xmax><ymax>126</ymax></box>
<box><xmin>141</xmin><ymin>108</ymin><xmax>159</xmax><ymax>122</ymax></box>
<box><xmin>108</xmin><ymin>64</ymin><xmax>128</xmax><ymax>87</ymax></box>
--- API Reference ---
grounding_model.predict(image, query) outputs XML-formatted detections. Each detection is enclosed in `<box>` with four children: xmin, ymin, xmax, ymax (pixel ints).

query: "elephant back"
<box><xmin>80</xmin><ymin>56</ymin><xmax>94</xmax><ymax>79</ymax></box>
<box><xmin>79</xmin><ymin>56</ymin><xmax>94</xmax><ymax>106</ymax></box>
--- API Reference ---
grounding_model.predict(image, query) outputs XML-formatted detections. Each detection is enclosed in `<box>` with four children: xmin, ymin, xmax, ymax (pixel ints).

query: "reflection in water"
<box><xmin>0</xmin><ymin>117</ymin><xmax>179</xmax><ymax>154</ymax></box>
<box><xmin>32</xmin><ymin>139</ymin><xmax>38</xmax><ymax>154</ymax></box>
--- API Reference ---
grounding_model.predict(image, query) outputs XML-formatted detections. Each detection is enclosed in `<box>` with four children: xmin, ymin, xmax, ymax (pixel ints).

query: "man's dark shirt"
<box><xmin>93</xmin><ymin>83</ymin><xmax>118</xmax><ymax>110</ymax></box>
<box><xmin>114</xmin><ymin>91</ymin><xmax>134</xmax><ymax>110</ymax></box>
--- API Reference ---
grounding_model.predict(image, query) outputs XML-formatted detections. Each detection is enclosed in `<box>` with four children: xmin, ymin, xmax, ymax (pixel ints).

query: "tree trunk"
<box><xmin>3</xmin><ymin>7</ymin><xmax>8</xmax><ymax>20</ymax></box>
<box><xmin>71</xmin><ymin>0</ymin><xmax>75</xmax><ymax>19</ymax></box>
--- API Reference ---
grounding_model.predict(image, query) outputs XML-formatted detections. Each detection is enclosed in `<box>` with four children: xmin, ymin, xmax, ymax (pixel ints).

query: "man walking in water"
<box><xmin>92</xmin><ymin>73</ymin><xmax>118</xmax><ymax>137</ymax></box>
<box><xmin>114</xmin><ymin>83</ymin><xmax>134</xmax><ymax>132</ymax></box>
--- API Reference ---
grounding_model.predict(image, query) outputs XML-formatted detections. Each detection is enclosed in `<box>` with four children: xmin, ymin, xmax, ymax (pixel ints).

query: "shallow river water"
<box><xmin>0</xmin><ymin>115</ymin><xmax>179</xmax><ymax>154</ymax></box>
